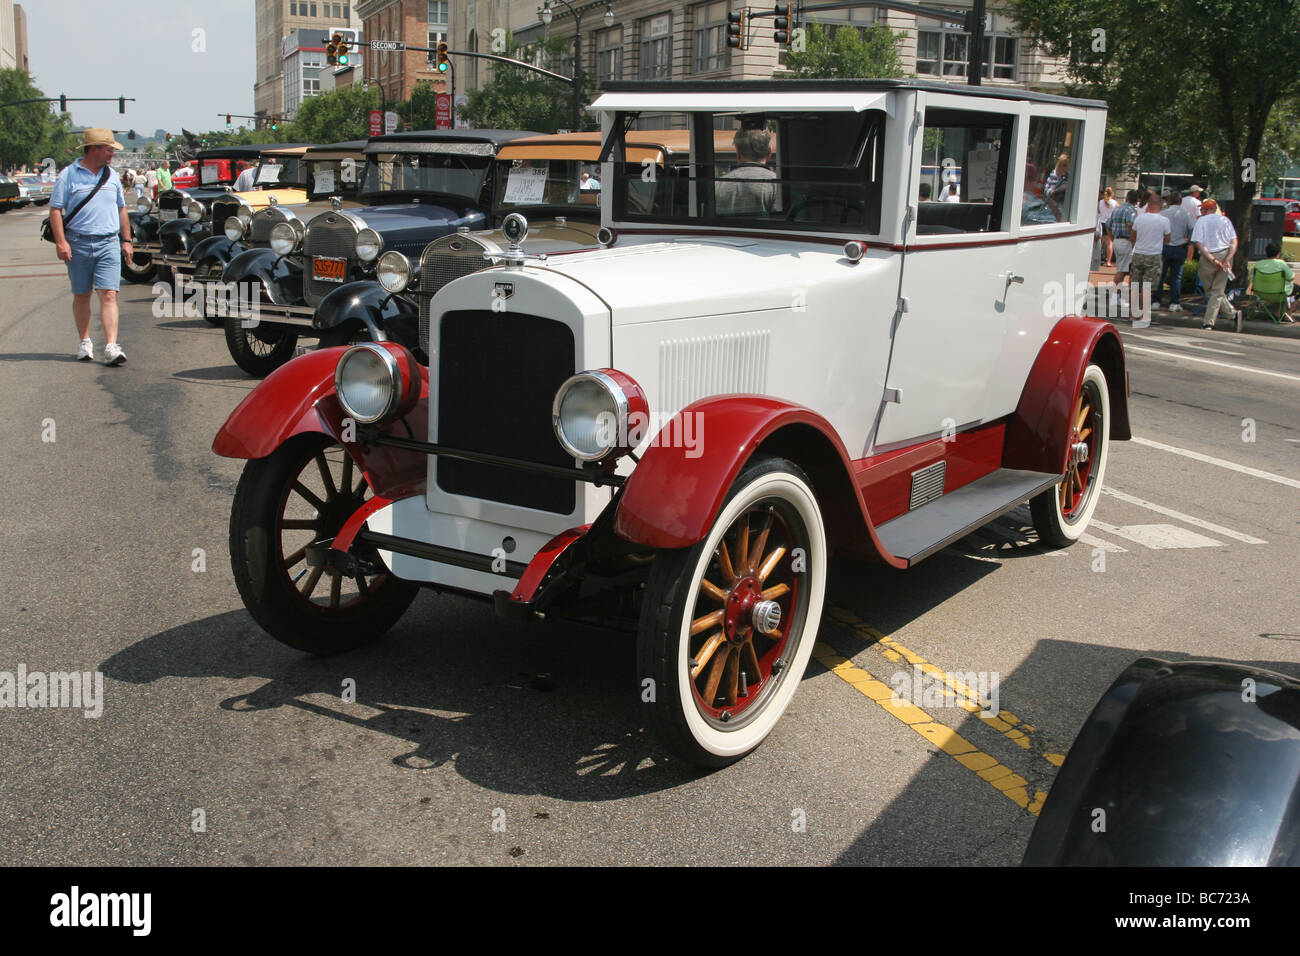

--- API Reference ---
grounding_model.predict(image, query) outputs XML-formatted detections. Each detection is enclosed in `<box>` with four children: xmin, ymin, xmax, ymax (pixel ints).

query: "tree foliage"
<box><xmin>460</xmin><ymin>36</ymin><xmax>596</xmax><ymax>133</ymax></box>
<box><xmin>0</xmin><ymin>69</ymin><xmax>75</xmax><ymax>170</ymax></box>
<box><xmin>1007</xmin><ymin>0</ymin><xmax>1300</xmax><ymax>273</ymax></box>
<box><xmin>782</xmin><ymin>22</ymin><xmax>906</xmax><ymax>79</ymax></box>
<box><xmin>284</xmin><ymin>84</ymin><xmax>381</xmax><ymax>144</ymax></box>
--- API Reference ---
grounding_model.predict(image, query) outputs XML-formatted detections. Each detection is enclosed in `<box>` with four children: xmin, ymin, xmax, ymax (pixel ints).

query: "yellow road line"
<box><xmin>812</xmin><ymin>641</ymin><xmax>1047</xmax><ymax>815</ymax></box>
<box><xmin>827</xmin><ymin>607</ymin><xmax>1068</xmax><ymax>768</ymax></box>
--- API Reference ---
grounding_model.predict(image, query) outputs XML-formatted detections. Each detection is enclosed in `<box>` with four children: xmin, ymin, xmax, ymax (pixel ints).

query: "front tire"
<box><xmin>1031</xmin><ymin>363</ymin><xmax>1110</xmax><ymax>547</ymax></box>
<box><xmin>224</xmin><ymin>312</ymin><xmax>298</xmax><ymax>377</ymax></box>
<box><xmin>229</xmin><ymin>434</ymin><xmax>418</xmax><ymax>654</ymax></box>
<box><xmin>121</xmin><ymin>248</ymin><xmax>155</xmax><ymax>284</ymax></box>
<box><xmin>637</xmin><ymin>456</ymin><xmax>827</xmax><ymax>768</ymax></box>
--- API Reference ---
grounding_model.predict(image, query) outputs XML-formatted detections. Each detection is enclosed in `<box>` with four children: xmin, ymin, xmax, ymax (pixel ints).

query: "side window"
<box><xmin>916</xmin><ymin>108</ymin><xmax>1012</xmax><ymax>234</ymax></box>
<box><xmin>1022</xmin><ymin>115</ymin><xmax>1081</xmax><ymax>226</ymax></box>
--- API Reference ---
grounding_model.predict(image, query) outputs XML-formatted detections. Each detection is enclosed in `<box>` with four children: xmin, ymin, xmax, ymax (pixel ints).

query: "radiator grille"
<box><xmin>302</xmin><ymin>214</ymin><xmax>359</xmax><ymax>306</ymax></box>
<box><xmin>909</xmin><ymin>461</ymin><xmax>947</xmax><ymax>511</ymax></box>
<box><xmin>436</xmin><ymin>311</ymin><xmax>576</xmax><ymax>514</ymax></box>
<box><xmin>658</xmin><ymin>330</ymin><xmax>770</xmax><ymax>413</ymax></box>
<box><xmin>249</xmin><ymin>207</ymin><xmax>284</xmax><ymax>246</ymax></box>
<box><xmin>210</xmin><ymin>197</ymin><xmax>240</xmax><ymax>239</ymax></box>
<box><xmin>158</xmin><ymin>190</ymin><xmax>184</xmax><ymax>212</ymax></box>
<box><xmin>418</xmin><ymin>234</ymin><xmax>494</xmax><ymax>354</ymax></box>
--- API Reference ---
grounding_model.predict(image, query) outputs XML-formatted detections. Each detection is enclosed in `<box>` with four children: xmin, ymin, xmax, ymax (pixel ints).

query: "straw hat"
<box><xmin>81</xmin><ymin>128</ymin><xmax>124</xmax><ymax>150</ymax></box>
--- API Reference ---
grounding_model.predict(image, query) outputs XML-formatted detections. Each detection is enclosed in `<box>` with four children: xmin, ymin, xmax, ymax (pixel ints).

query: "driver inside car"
<box><xmin>716</xmin><ymin>126</ymin><xmax>780</xmax><ymax>218</ymax></box>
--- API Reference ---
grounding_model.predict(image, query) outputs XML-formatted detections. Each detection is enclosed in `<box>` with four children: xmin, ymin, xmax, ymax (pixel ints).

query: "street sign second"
<box><xmin>370</xmin><ymin>39</ymin><xmax>406</xmax><ymax>52</ymax></box>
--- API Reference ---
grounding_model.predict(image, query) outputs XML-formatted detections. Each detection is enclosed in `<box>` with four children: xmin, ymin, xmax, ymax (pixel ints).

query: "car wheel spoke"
<box><xmin>702</xmin><ymin>645</ymin><xmax>730</xmax><ymax>704</ymax></box>
<box><xmin>300</xmin><ymin>564</ymin><xmax>325</xmax><ymax>599</ymax></box>
<box><xmin>328</xmin><ymin>572</ymin><xmax>342</xmax><ymax>609</ymax></box>
<box><xmin>292</xmin><ymin>481</ymin><xmax>326</xmax><ymax>511</ymax></box>
<box><xmin>761</xmin><ymin>582</ymin><xmax>790</xmax><ymax>600</ymax></box>
<box><xmin>722</xmin><ymin>646</ymin><xmax>740</xmax><ymax>706</ymax></box>
<box><xmin>691</xmin><ymin>631</ymin><xmax>725</xmax><ymax>680</ymax></box>
<box><xmin>283</xmin><ymin>544</ymin><xmax>309</xmax><ymax>568</ymax></box>
<box><xmin>281</xmin><ymin>518</ymin><xmax>318</xmax><ymax>530</ymax></box>
<box><xmin>748</xmin><ymin>514</ymin><xmax>772</xmax><ymax>570</ymax></box>
<box><xmin>717</xmin><ymin>540</ymin><xmax>736</xmax><ymax>585</ymax></box>
<box><xmin>699</xmin><ymin>578</ymin><xmax>728</xmax><ymax>603</ymax></box>
<box><xmin>757</xmin><ymin>546</ymin><xmax>787</xmax><ymax>584</ymax></box>
<box><xmin>340</xmin><ymin>455</ymin><xmax>353</xmax><ymax>497</ymax></box>
<box><xmin>691</xmin><ymin>608</ymin><xmax>724</xmax><ymax>636</ymax></box>
<box><xmin>315</xmin><ymin>452</ymin><xmax>337</xmax><ymax>499</ymax></box>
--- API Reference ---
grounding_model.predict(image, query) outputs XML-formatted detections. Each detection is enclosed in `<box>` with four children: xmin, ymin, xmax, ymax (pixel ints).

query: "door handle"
<box><xmin>1003</xmin><ymin>271</ymin><xmax>1025</xmax><ymax>284</ymax></box>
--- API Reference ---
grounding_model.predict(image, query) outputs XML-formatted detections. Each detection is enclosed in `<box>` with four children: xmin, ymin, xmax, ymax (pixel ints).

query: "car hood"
<box><xmin>530</xmin><ymin>235</ymin><xmax>873</xmax><ymax>325</ymax></box>
<box><xmin>352</xmin><ymin>201</ymin><xmax>489</xmax><ymax>254</ymax></box>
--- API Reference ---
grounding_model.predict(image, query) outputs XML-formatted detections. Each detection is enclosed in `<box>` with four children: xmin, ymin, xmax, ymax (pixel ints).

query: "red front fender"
<box><xmin>1003</xmin><ymin>315</ymin><xmax>1131</xmax><ymax>475</ymax></box>
<box><xmin>613</xmin><ymin>396</ymin><xmax>905</xmax><ymax>568</ymax></box>
<box><xmin>212</xmin><ymin>346</ymin><xmax>428</xmax><ymax>499</ymax></box>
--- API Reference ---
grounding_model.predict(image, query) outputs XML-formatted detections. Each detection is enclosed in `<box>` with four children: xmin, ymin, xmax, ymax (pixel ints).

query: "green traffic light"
<box><xmin>338</xmin><ymin>53</ymin><xmax>349</xmax><ymax>65</ymax></box>
<box><xmin>438</xmin><ymin>61</ymin><xmax>448</xmax><ymax>73</ymax></box>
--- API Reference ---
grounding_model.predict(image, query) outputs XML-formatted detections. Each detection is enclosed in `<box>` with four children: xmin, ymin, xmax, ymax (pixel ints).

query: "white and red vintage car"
<box><xmin>214</xmin><ymin>80</ymin><xmax>1129</xmax><ymax>768</ymax></box>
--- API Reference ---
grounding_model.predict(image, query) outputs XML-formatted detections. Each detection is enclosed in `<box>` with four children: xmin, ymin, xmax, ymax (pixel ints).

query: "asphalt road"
<box><xmin>1</xmin><ymin>203</ymin><xmax>1296</xmax><ymax>865</ymax></box>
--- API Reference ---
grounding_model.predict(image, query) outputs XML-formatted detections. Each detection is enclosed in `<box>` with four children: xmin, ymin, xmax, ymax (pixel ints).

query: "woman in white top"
<box><xmin>1098</xmin><ymin>186</ymin><xmax>1118</xmax><ymax>266</ymax></box>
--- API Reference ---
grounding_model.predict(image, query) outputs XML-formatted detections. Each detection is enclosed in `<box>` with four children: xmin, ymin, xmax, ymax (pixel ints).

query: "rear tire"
<box><xmin>1031</xmin><ymin>363</ymin><xmax>1110</xmax><ymax>547</ymax></box>
<box><xmin>229</xmin><ymin>434</ymin><xmax>418</xmax><ymax>654</ymax></box>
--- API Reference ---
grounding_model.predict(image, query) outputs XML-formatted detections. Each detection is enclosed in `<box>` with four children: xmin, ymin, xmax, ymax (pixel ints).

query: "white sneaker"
<box><xmin>104</xmin><ymin>342</ymin><xmax>127</xmax><ymax>366</ymax></box>
<box><xmin>1169</xmin><ymin>303</ymin><xmax>1183</xmax><ymax>312</ymax></box>
<box><xmin>76</xmin><ymin>339</ymin><xmax>93</xmax><ymax>361</ymax></box>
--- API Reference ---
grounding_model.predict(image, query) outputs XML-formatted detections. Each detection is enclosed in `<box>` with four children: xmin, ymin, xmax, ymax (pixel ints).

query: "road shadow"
<box><xmin>0</xmin><ymin>352</ymin><xmax>86</xmax><ymax>364</ymax></box>
<box><xmin>100</xmin><ymin>593</ymin><xmax>707</xmax><ymax>801</ymax></box>
<box><xmin>156</xmin><ymin>319</ymin><xmax>219</xmax><ymax>332</ymax></box>
<box><xmin>172</xmin><ymin>364</ymin><xmax>254</xmax><ymax>384</ymax></box>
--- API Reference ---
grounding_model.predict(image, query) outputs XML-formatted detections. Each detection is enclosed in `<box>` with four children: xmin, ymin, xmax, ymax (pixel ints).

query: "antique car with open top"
<box><xmin>214</xmin><ymin>79</ymin><xmax>1129</xmax><ymax>768</ymax></box>
<box><xmin>216</xmin><ymin>129</ymin><xmax>538</xmax><ymax>375</ymax></box>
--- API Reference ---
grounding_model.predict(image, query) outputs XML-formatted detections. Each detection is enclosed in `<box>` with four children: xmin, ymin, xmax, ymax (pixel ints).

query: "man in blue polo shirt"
<box><xmin>49</xmin><ymin>128</ymin><xmax>133</xmax><ymax>366</ymax></box>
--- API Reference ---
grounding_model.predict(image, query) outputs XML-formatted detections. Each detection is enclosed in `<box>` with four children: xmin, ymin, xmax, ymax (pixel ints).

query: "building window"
<box><xmin>290</xmin><ymin>2</ymin><xmax>297</xmax><ymax>14</ymax></box>
<box><xmin>916</xmin><ymin>15</ymin><xmax>1018</xmax><ymax>81</ymax></box>
<box><xmin>596</xmin><ymin>26</ymin><xmax>623</xmax><ymax>85</ymax></box>
<box><xmin>639</xmin><ymin>13</ymin><xmax>673</xmax><ymax>80</ymax></box>
<box><xmin>334</xmin><ymin>3</ymin><xmax>342</xmax><ymax>17</ymax></box>
<box><xmin>428</xmin><ymin>0</ymin><xmax>449</xmax><ymax>59</ymax></box>
<box><xmin>304</xmin><ymin>77</ymin><xmax>321</xmax><ymax>97</ymax></box>
<box><xmin>310</xmin><ymin>3</ymin><xmax>317</xmax><ymax>16</ymax></box>
<box><xmin>693</xmin><ymin>2</ymin><xmax>730</xmax><ymax>75</ymax></box>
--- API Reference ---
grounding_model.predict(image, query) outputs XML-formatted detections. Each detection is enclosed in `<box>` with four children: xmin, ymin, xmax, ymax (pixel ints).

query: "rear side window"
<box><xmin>916</xmin><ymin>107</ymin><xmax>1012</xmax><ymax>234</ymax></box>
<box><xmin>1022</xmin><ymin>115</ymin><xmax>1081</xmax><ymax>226</ymax></box>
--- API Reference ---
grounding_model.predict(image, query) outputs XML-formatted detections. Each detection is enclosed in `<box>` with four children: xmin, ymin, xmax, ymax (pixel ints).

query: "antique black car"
<box><xmin>219</xmin><ymin>129</ymin><xmax>538</xmax><ymax>375</ymax></box>
<box><xmin>137</xmin><ymin>144</ymin><xmax>305</xmax><ymax>294</ymax></box>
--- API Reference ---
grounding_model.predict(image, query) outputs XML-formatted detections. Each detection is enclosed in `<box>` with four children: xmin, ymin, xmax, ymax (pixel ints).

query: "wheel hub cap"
<box><xmin>752</xmin><ymin>600</ymin><xmax>782</xmax><ymax>636</ymax></box>
<box><xmin>723</xmin><ymin>577</ymin><xmax>761</xmax><ymax>643</ymax></box>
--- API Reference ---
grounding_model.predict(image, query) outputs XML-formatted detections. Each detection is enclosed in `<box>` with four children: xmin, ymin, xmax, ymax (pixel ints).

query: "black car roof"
<box><xmin>364</xmin><ymin>129</ymin><xmax>541</xmax><ymax>152</ymax></box>
<box><xmin>308</xmin><ymin>139</ymin><xmax>368</xmax><ymax>153</ymax></box>
<box><xmin>196</xmin><ymin>143</ymin><xmax>307</xmax><ymax>160</ymax></box>
<box><xmin>600</xmin><ymin>78</ymin><xmax>1107</xmax><ymax>109</ymax></box>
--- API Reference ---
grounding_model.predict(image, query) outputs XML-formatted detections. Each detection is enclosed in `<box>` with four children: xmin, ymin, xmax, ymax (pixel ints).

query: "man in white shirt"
<box><xmin>1191</xmin><ymin>199</ymin><xmax>1238</xmax><ymax>330</ymax></box>
<box><xmin>938</xmin><ymin>180</ymin><xmax>960</xmax><ymax>202</ymax></box>
<box><xmin>1181</xmin><ymin>185</ymin><xmax>1204</xmax><ymax>221</ymax></box>
<box><xmin>1158</xmin><ymin>191</ymin><xmax>1194</xmax><ymax>310</ymax></box>
<box><xmin>1130</xmin><ymin>193</ymin><xmax>1171</xmax><ymax>326</ymax></box>
<box><xmin>233</xmin><ymin>163</ymin><xmax>259</xmax><ymax>193</ymax></box>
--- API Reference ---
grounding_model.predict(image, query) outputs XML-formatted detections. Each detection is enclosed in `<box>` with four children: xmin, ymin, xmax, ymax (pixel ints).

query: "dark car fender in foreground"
<box><xmin>1023</xmin><ymin>657</ymin><xmax>1300</xmax><ymax>866</ymax></box>
<box><xmin>313</xmin><ymin>280</ymin><xmax>420</xmax><ymax>352</ymax></box>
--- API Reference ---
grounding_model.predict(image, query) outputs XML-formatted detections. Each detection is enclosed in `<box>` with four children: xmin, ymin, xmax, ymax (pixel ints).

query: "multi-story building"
<box><xmin>283</xmin><ymin>26</ymin><xmax>364</xmax><ymax>119</ymax></box>
<box><xmin>353</xmin><ymin>0</ymin><xmax>461</xmax><ymax>105</ymax></box>
<box><xmin>255</xmin><ymin>0</ymin><xmax>363</xmax><ymax>120</ymax></box>
<box><xmin>0</xmin><ymin>1</ymin><xmax>28</xmax><ymax>73</ymax></box>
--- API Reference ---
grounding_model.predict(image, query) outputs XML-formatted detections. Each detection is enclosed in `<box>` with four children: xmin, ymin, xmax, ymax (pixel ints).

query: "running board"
<box><xmin>875</xmin><ymin>468</ymin><xmax>1061</xmax><ymax>566</ymax></box>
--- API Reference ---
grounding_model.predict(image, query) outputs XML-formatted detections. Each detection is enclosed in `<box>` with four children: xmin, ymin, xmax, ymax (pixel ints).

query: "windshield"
<box><xmin>306</xmin><ymin>158</ymin><xmax>363</xmax><ymax>199</ymax></box>
<box><xmin>610</xmin><ymin>111</ymin><xmax>883</xmax><ymax>233</ymax></box>
<box><xmin>255</xmin><ymin>158</ymin><xmax>306</xmax><ymax>189</ymax></box>
<box><xmin>492</xmin><ymin>158</ymin><xmax>601</xmax><ymax>212</ymax></box>
<box><xmin>359</xmin><ymin>151</ymin><xmax>492</xmax><ymax>202</ymax></box>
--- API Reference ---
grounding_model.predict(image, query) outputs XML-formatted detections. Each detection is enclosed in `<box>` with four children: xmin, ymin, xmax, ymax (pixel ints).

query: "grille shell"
<box><xmin>435</xmin><ymin>310</ymin><xmax>576</xmax><ymax>514</ymax></box>
<box><xmin>249</xmin><ymin>206</ymin><xmax>292</xmax><ymax>246</ymax></box>
<box><xmin>302</xmin><ymin>214</ymin><xmax>360</xmax><ymax>306</ymax></box>
<box><xmin>210</xmin><ymin>197</ymin><xmax>240</xmax><ymax>237</ymax></box>
<box><xmin>417</xmin><ymin>233</ymin><xmax>498</xmax><ymax>354</ymax></box>
<box><xmin>158</xmin><ymin>190</ymin><xmax>184</xmax><ymax>212</ymax></box>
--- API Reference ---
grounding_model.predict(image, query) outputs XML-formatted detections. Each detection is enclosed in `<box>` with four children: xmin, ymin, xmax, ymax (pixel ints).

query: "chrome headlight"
<box><xmin>376</xmin><ymin>251</ymin><xmax>411</xmax><ymax>294</ymax></box>
<box><xmin>224</xmin><ymin>217</ymin><xmax>246</xmax><ymax>241</ymax></box>
<box><xmin>187</xmin><ymin>200</ymin><xmax>204</xmax><ymax>221</ymax></box>
<box><xmin>335</xmin><ymin>343</ymin><xmax>401</xmax><ymax>424</ymax></box>
<box><xmin>269</xmin><ymin>221</ymin><xmax>299</xmax><ymax>256</ymax></box>
<box><xmin>552</xmin><ymin>370</ymin><xmax>647</xmax><ymax>462</ymax></box>
<box><xmin>354</xmin><ymin>228</ymin><xmax>383</xmax><ymax>263</ymax></box>
<box><xmin>137</xmin><ymin>196</ymin><xmax>153</xmax><ymax>215</ymax></box>
<box><xmin>237</xmin><ymin>203</ymin><xmax>253</xmax><ymax>226</ymax></box>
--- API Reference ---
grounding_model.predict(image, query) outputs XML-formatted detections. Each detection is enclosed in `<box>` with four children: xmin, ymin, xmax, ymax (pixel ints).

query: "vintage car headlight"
<box><xmin>269</xmin><ymin>221</ymin><xmax>299</xmax><ymax>256</ymax></box>
<box><xmin>186</xmin><ymin>200</ymin><xmax>204</xmax><ymax>222</ymax></box>
<box><xmin>376</xmin><ymin>251</ymin><xmax>411</xmax><ymax>293</ymax></box>
<box><xmin>224</xmin><ymin>217</ymin><xmax>246</xmax><ymax>241</ymax></box>
<box><xmin>137</xmin><ymin>197</ymin><xmax>153</xmax><ymax>215</ymax></box>
<box><xmin>334</xmin><ymin>342</ymin><xmax>419</xmax><ymax>425</ymax></box>
<box><xmin>354</xmin><ymin>228</ymin><xmax>383</xmax><ymax>263</ymax></box>
<box><xmin>552</xmin><ymin>369</ymin><xmax>648</xmax><ymax>462</ymax></box>
<box><xmin>236</xmin><ymin>203</ymin><xmax>253</xmax><ymax>226</ymax></box>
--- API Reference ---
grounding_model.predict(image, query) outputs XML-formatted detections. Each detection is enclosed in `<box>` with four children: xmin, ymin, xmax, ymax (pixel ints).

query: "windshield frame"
<box><xmin>357</xmin><ymin>149</ymin><xmax>495</xmax><ymax>207</ymax></box>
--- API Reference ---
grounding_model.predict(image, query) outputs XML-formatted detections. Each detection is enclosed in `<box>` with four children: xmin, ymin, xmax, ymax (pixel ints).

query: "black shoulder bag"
<box><xmin>41</xmin><ymin>167</ymin><xmax>111</xmax><ymax>243</ymax></box>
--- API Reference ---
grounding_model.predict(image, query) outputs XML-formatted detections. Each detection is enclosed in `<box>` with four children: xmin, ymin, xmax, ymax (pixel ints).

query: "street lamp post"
<box><xmin>538</xmin><ymin>0</ymin><xmax>614</xmax><ymax>131</ymax></box>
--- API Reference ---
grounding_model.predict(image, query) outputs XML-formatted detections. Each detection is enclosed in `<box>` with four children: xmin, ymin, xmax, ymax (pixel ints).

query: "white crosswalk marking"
<box><xmin>1101</xmin><ymin>488</ymin><xmax>1268</xmax><ymax>543</ymax></box>
<box><xmin>1079</xmin><ymin>532</ymin><xmax>1127</xmax><ymax>553</ymax></box>
<box><xmin>1089</xmin><ymin>521</ymin><xmax>1223</xmax><ymax>549</ymax></box>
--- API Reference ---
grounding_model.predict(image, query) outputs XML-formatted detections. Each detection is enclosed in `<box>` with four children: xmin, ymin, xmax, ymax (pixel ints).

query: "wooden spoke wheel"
<box><xmin>638</xmin><ymin>456</ymin><xmax>827</xmax><ymax>768</ymax></box>
<box><xmin>229</xmin><ymin>434</ymin><xmax>417</xmax><ymax>654</ymax></box>
<box><xmin>1031</xmin><ymin>363</ymin><xmax>1111</xmax><ymax>547</ymax></box>
<box><xmin>224</xmin><ymin>309</ymin><xmax>298</xmax><ymax>377</ymax></box>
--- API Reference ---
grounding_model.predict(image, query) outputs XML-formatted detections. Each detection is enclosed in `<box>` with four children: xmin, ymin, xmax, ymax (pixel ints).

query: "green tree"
<box><xmin>1008</xmin><ymin>0</ymin><xmax>1300</xmax><ymax>276</ymax></box>
<box><xmin>0</xmin><ymin>69</ymin><xmax>68</xmax><ymax>169</ymax></box>
<box><xmin>460</xmin><ymin>35</ymin><xmax>595</xmax><ymax>133</ymax></box>
<box><xmin>285</xmin><ymin>84</ymin><xmax>381</xmax><ymax>144</ymax></box>
<box><xmin>401</xmin><ymin>80</ymin><xmax>445</xmax><ymax>131</ymax></box>
<box><xmin>782</xmin><ymin>22</ymin><xmax>906</xmax><ymax>79</ymax></box>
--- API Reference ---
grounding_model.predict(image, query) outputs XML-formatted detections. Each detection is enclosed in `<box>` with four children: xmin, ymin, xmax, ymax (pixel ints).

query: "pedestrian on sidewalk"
<box><xmin>1098</xmin><ymin>186</ymin><xmax>1118</xmax><ymax>265</ymax></box>
<box><xmin>1181</xmin><ymin>185</ymin><xmax>1204</xmax><ymax>222</ymax></box>
<box><xmin>47</xmin><ymin>128</ymin><xmax>131</xmax><ymax>366</ymax></box>
<box><xmin>1108</xmin><ymin>190</ymin><xmax>1140</xmax><ymax>313</ymax></box>
<box><xmin>1130</xmin><ymin>193</ymin><xmax>1171</xmax><ymax>326</ymax></box>
<box><xmin>1191</xmin><ymin>198</ymin><xmax>1238</xmax><ymax>330</ymax></box>
<box><xmin>1158</xmin><ymin>190</ymin><xmax>1194</xmax><ymax>311</ymax></box>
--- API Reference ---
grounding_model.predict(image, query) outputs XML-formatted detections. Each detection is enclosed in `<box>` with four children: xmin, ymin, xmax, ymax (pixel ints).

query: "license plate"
<box><xmin>159</xmin><ymin>209</ymin><xmax>179</xmax><ymax>221</ymax></box>
<box><xmin>313</xmin><ymin>256</ymin><xmax>347</xmax><ymax>283</ymax></box>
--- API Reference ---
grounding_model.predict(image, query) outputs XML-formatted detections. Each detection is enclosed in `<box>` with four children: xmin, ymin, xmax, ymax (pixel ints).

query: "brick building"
<box><xmin>256</xmin><ymin>0</ymin><xmax>364</xmax><ymax>120</ymax></box>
